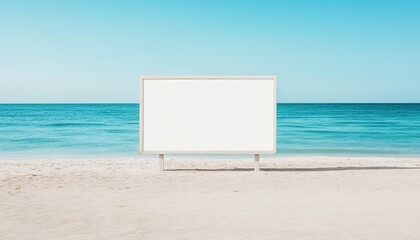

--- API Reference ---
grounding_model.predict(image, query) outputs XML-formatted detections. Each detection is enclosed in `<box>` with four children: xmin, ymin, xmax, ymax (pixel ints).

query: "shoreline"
<box><xmin>2</xmin><ymin>154</ymin><xmax>420</xmax><ymax>161</ymax></box>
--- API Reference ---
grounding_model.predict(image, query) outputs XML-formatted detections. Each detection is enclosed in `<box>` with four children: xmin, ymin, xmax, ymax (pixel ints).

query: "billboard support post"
<box><xmin>254</xmin><ymin>154</ymin><xmax>260</xmax><ymax>172</ymax></box>
<box><xmin>159</xmin><ymin>154</ymin><xmax>164</xmax><ymax>172</ymax></box>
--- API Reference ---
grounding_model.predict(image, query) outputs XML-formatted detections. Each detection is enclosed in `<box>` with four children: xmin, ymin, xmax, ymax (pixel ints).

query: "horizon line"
<box><xmin>1</xmin><ymin>102</ymin><xmax>420</xmax><ymax>105</ymax></box>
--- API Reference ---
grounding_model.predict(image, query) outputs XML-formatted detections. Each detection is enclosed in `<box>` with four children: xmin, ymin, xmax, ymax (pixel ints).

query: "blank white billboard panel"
<box><xmin>140</xmin><ymin>76</ymin><xmax>276</xmax><ymax>154</ymax></box>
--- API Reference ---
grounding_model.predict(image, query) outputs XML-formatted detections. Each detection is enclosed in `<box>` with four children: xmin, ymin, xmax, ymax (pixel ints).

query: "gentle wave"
<box><xmin>44</xmin><ymin>122</ymin><xmax>109</xmax><ymax>127</ymax></box>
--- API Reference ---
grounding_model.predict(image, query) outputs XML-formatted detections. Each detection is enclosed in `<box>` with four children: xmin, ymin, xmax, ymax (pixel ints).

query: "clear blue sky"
<box><xmin>1</xmin><ymin>0</ymin><xmax>419</xmax><ymax>103</ymax></box>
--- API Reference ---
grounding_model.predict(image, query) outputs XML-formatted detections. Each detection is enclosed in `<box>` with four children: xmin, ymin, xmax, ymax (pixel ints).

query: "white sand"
<box><xmin>1</xmin><ymin>156</ymin><xmax>420</xmax><ymax>240</ymax></box>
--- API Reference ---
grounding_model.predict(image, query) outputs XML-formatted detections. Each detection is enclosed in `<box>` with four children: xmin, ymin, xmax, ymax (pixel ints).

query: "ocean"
<box><xmin>0</xmin><ymin>104</ymin><xmax>420</xmax><ymax>158</ymax></box>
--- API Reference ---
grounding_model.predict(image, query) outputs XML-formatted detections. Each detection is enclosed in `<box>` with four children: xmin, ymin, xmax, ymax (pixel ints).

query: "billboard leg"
<box><xmin>254</xmin><ymin>154</ymin><xmax>260</xmax><ymax>172</ymax></box>
<box><xmin>159</xmin><ymin>154</ymin><xmax>164</xmax><ymax>172</ymax></box>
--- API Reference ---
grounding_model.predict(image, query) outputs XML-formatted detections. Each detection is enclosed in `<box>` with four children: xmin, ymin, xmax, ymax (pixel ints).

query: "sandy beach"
<box><xmin>1</xmin><ymin>156</ymin><xmax>420</xmax><ymax>240</ymax></box>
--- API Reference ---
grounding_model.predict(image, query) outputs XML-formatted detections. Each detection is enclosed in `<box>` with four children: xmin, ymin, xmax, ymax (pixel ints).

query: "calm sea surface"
<box><xmin>1</xmin><ymin>104</ymin><xmax>420</xmax><ymax>158</ymax></box>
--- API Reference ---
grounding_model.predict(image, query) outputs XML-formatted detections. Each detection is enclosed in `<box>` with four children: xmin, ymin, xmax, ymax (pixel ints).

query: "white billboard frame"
<box><xmin>139</xmin><ymin>75</ymin><xmax>277</xmax><ymax>171</ymax></box>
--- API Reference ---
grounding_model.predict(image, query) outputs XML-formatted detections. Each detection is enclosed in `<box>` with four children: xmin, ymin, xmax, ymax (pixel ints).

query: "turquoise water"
<box><xmin>1</xmin><ymin>104</ymin><xmax>420</xmax><ymax>158</ymax></box>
